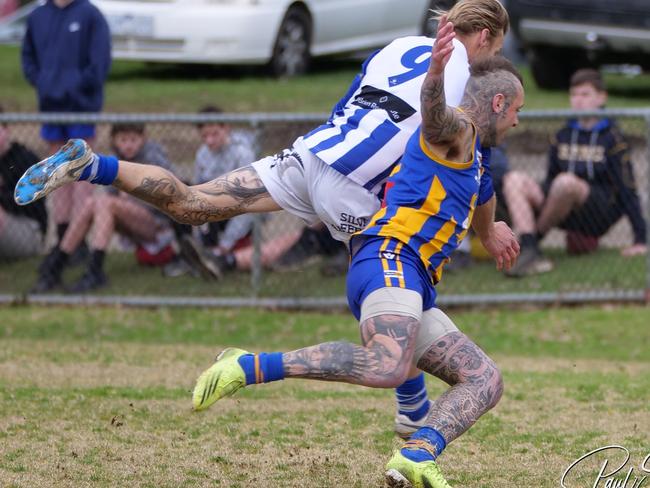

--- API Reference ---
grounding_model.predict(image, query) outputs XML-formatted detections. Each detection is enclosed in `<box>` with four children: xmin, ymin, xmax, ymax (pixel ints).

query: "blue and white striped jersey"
<box><xmin>302</xmin><ymin>36</ymin><xmax>469</xmax><ymax>195</ymax></box>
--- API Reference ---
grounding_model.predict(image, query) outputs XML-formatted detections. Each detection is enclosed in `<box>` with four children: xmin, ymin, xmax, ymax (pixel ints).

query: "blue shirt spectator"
<box><xmin>21</xmin><ymin>0</ymin><xmax>111</xmax><ymax>114</ymax></box>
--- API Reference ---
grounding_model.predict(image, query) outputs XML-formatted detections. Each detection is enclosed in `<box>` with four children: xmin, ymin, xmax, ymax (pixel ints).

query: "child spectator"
<box><xmin>0</xmin><ymin>108</ymin><xmax>48</xmax><ymax>261</ymax></box>
<box><xmin>194</xmin><ymin>105</ymin><xmax>258</xmax><ymax>253</ymax></box>
<box><xmin>503</xmin><ymin>68</ymin><xmax>647</xmax><ymax>277</ymax></box>
<box><xmin>170</xmin><ymin>106</ymin><xmax>263</xmax><ymax>278</ymax></box>
<box><xmin>31</xmin><ymin>123</ymin><xmax>175</xmax><ymax>292</ymax></box>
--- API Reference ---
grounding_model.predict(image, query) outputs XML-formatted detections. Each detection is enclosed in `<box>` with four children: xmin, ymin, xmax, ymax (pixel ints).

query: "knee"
<box><xmin>549</xmin><ymin>172</ymin><xmax>580</xmax><ymax>197</ymax></box>
<box><xmin>388</xmin><ymin>361</ymin><xmax>413</xmax><ymax>388</ymax></box>
<box><xmin>483</xmin><ymin>361</ymin><xmax>504</xmax><ymax>410</ymax></box>
<box><xmin>375</xmin><ymin>354</ymin><xmax>413</xmax><ymax>388</ymax></box>
<box><xmin>502</xmin><ymin>171</ymin><xmax>530</xmax><ymax>200</ymax></box>
<box><xmin>503</xmin><ymin>170</ymin><xmax>528</xmax><ymax>190</ymax></box>
<box><xmin>94</xmin><ymin>195</ymin><xmax>116</xmax><ymax>214</ymax></box>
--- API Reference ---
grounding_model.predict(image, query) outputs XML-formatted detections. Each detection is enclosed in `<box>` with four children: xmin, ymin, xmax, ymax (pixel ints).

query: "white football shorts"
<box><xmin>252</xmin><ymin>136</ymin><xmax>381</xmax><ymax>243</ymax></box>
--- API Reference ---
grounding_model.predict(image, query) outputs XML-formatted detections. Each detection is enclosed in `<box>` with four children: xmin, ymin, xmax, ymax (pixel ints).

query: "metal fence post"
<box><xmin>250</xmin><ymin>119</ymin><xmax>263</xmax><ymax>299</ymax></box>
<box><xmin>645</xmin><ymin>114</ymin><xmax>650</xmax><ymax>304</ymax></box>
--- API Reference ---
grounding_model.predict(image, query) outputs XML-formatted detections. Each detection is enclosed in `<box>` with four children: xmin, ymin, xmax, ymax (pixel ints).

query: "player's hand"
<box><xmin>429</xmin><ymin>15</ymin><xmax>455</xmax><ymax>76</ymax></box>
<box><xmin>621</xmin><ymin>243</ymin><xmax>647</xmax><ymax>257</ymax></box>
<box><xmin>481</xmin><ymin>221</ymin><xmax>520</xmax><ymax>271</ymax></box>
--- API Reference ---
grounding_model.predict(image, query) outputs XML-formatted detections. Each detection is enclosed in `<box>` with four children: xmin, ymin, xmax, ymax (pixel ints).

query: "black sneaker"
<box><xmin>67</xmin><ymin>270</ymin><xmax>108</xmax><ymax>293</ymax></box>
<box><xmin>162</xmin><ymin>257</ymin><xmax>197</xmax><ymax>278</ymax></box>
<box><xmin>179</xmin><ymin>235</ymin><xmax>222</xmax><ymax>280</ymax></box>
<box><xmin>68</xmin><ymin>241</ymin><xmax>89</xmax><ymax>267</ymax></box>
<box><xmin>30</xmin><ymin>274</ymin><xmax>62</xmax><ymax>293</ymax></box>
<box><xmin>505</xmin><ymin>246</ymin><xmax>554</xmax><ymax>278</ymax></box>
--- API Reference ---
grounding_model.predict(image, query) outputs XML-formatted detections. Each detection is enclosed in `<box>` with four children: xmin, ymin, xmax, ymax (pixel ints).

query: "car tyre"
<box><xmin>529</xmin><ymin>46</ymin><xmax>591</xmax><ymax>89</ymax></box>
<box><xmin>270</xmin><ymin>7</ymin><xmax>311</xmax><ymax>77</ymax></box>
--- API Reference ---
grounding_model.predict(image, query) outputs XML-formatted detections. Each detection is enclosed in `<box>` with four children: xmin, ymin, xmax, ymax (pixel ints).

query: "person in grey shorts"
<box><xmin>0</xmin><ymin>111</ymin><xmax>47</xmax><ymax>260</ymax></box>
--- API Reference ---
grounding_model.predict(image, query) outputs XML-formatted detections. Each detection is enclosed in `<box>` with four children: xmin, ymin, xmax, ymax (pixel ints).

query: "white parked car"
<box><xmin>94</xmin><ymin>0</ymin><xmax>435</xmax><ymax>76</ymax></box>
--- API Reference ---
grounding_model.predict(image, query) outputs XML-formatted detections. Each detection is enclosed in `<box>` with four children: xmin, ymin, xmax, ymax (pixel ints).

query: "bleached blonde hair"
<box><xmin>435</xmin><ymin>0</ymin><xmax>509</xmax><ymax>37</ymax></box>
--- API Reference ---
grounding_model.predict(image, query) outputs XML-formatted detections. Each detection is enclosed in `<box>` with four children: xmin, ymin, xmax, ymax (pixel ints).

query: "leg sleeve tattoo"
<box><xmin>416</xmin><ymin>331</ymin><xmax>504</xmax><ymax>443</ymax></box>
<box><xmin>120</xmin><ymin>165</ymin><xmax>273</xmax><ymax>225</ymax></box>
<box><xmin>282</xmin><ymin>314</ymin><xmax>420</xmax><ymax>388</ymax></box>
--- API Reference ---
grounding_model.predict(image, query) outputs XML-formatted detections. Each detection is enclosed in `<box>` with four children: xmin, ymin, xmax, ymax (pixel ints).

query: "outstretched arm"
<box><xmin>420</xmin><ymin>18</ymin><xmax>472</xmax><ymax>148</ymax></box>
<box><xmin>114</xmin><ymin>161</ymin><xmax>280</xmax><ymax>225</ymax></box>
<box><xmin>472</xmin><ymin>196</ymin><xmax>519</xmax><ymax>271</ymax></box>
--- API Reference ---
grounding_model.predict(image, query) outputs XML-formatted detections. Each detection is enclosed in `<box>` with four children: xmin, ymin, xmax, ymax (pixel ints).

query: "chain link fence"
<box><xmin>0</xmin><ymin>110</ymin><xmax>648</xmax><ymax>308</ymax></box>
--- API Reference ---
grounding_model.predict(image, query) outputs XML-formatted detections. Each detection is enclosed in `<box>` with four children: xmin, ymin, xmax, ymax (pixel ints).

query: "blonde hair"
<box><xmin>435</xmin><ymin>0</ymin><xmax>509</xmax><ymax>37</ymax></box>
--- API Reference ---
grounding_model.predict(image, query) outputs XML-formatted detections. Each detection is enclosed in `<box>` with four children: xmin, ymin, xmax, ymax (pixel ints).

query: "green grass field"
<box><xmin>1</xmin><ymin>247</ymin><xmax>645</xmax><ymax>299</ymax></box>
<box><xmin>2</xmin><ymin>44</ymin><xmax>650</xmax><ymax>113</ymax></box>
<box><xmin>0</xmin><ymin>304</ymin><xmax>648</xmax><ymax>487</ymax></box>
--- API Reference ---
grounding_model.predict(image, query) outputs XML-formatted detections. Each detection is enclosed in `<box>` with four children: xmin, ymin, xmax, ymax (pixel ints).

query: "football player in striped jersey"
<box><xmin>189</xmin><ymin>18</ymin><xmax>523</xmax><ymax>488</ymax></box>
<box><xmin>15</xmin><ymin>0</ymin><xmax>510</xmax><ymax>443</ymax></box>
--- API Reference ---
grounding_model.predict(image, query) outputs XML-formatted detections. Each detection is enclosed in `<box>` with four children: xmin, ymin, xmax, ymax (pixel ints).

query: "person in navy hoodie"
<box><xmin>21</xmin><ymin>0</ymin><xmax>111</xmax><ymax>254</ymax></box>
<box><xmin>502</xmin><ymin>68</ymin><xmax>647</xmax><ymax>277</ymax></box>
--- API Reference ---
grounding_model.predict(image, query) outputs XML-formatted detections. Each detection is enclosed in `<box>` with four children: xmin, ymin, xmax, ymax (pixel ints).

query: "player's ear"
<box><xmin>492</xmin><ymin>93</ymin><xmax>505</xmax><ymax>114</ymax></box>
<box><xmin>479</xmin><ymin>28</ymin><xmax>491</xmax><ymax>48</ymax></box>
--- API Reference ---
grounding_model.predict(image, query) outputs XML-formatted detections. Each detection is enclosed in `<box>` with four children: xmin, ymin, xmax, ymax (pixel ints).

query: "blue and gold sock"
<box><xmin>401</xmin><ymin>427</ymin><xmax>447</xmax><ymax>462</ymax></box>
<box><xmin>396</xmin><ymin>373</ymin><xmax>430</xmax><ymax>422</ymax></box>
<box><xmin>237</xmin><ymin>352</ymin><xmax>285</xmax><ymax>385</ymax></box>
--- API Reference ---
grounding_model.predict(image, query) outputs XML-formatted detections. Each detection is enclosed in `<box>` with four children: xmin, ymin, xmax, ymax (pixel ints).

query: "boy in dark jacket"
<box><xmin>502</xmin><ymin>68</ymin><xmax>647</xmax><ymax>277</ymax></box>
<box><xmin>0</xmin><ymin>109</ymin><xmax>47</xmax><ymax>260</ymax></box>
<box><xmin>21</xmin><ymin>0</ymin><xmax>111</xmax><ymax>252</ymax></box>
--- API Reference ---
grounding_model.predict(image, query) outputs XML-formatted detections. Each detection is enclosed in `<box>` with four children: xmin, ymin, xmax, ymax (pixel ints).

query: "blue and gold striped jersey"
<box><xmin>359</xmin><ymin>126</ymin><xmax>494</xmax><ymax>283</ymax></box>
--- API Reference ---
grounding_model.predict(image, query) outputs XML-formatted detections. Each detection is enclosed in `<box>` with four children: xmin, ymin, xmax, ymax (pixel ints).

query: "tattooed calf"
<box><xmin>283</xmin><ymin>314</ymin><xmax>419</xmax><ymax>388</ymax></box>
<box><xmin>417</xmin><ymin>331</ymin><xmax>504</xmax><ymax>443</ymax></box>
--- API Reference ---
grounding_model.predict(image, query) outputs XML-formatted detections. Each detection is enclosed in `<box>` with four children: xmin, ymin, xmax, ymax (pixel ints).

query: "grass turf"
<box><xmin>0</xmin><ymin>304</ymin><xmax>648</xmax><ymax>487</ymax></box>
<box><xmin>1</xmin><ymin>247</ymin><xmax>645</xmax><ymax>298</ymax></box>
<box><xmin>2</xmin><ymin>44</ymin><xmax>650</xmax><ymax>113</ymax></box>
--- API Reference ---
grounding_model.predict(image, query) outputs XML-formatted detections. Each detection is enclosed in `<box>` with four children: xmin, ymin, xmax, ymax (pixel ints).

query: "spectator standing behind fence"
<box><xmin>0</xmin><ymin>108</ymin><xmax>48</xmax><ymax>261</ymax></box>
<box><xmin>503</xmin><ymin>68</ymin><xmax>647</xmax><ymax>277</ymax></box>
<box><xmin>21</xmin><ymin>0</ymin><xmax>111</xmax><ymax>256</ymax></box>
<box><xmin>31</xmin><ymin>123</ymin><xmax>175</xmax><ymax>293</ymax></box>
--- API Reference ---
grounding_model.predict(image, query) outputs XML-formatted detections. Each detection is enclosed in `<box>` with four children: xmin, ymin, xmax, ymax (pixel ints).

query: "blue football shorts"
<box><xmin>41</xmin><ymin>123</ymin><xmax>96</xmax><ymax>142</ymax></box>
<box><xmin>346</xmin><ymin>236</ymin><xmax>437</xmax><ymax>320</ymax></box>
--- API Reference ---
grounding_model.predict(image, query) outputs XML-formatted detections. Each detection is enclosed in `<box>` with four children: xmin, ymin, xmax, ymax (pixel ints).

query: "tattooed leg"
<box><xmin>114</xmin><ymin>162</ymin><xmax>281</xmax><ymax>225</ymax></box>
<box><xmin>416</xmin><ymin>331</ymin><xmax>504</xmax><ymax>443</ymax></box>
<box><xmin>282</xmin><ymin>314</ymin><xmax>420</xmax><ymax>388</ymax></box>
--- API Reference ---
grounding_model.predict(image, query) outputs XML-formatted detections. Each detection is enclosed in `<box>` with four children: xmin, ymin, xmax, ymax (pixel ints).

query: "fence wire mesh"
<box><xmin>0</xmin><ymin>111</ymin><xmax>648</xmax><ymax>307</ymax></box>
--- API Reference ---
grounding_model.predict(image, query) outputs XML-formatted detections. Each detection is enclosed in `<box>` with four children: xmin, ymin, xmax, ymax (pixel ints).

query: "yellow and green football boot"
<box><xmin>385</xmin><ymin>444</ymin><xmax>452</xmax><ymax>488</ymax></box>
<box><xmin>192</xmin><ymin>347</ymin><xmax>249</xmax><ymax>411</ymax></box>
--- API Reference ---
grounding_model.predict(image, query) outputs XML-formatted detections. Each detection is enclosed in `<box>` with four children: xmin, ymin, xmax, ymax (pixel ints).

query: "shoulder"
<box><xmin>141</xmin><ymin>140</ymin><xmax>169</xmax><ymax>165</ymax></box>
<box><xmin>79</xmin><ymin>1</ymin><xmax>108</xmax><ymax>21</ymax></box>
<box><xmin>370</xmin><ymin>36</ymin><xmax>433</xmax><ymax>65</ymax></box>
<box><xmin>230</xmin><ymin>129</ymin><xmax>255</xmax><ymax>146</ymax></box>
<box><xmin>27</xmin><ymin>2</ymin><xmax>48</xmax><ymax>21</ymax></box>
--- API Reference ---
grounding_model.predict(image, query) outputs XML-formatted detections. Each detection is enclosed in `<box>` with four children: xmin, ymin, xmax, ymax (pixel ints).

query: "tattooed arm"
<box><xmin>421</xmin><ymin>18</ymin><xmax>473</xmax><ymax>154</ymax></box>
<box><xmin>113</xmin><ymin>161</ymin><xmax>280</xmax><ymax>225</ymax></box>
<box><xmin>282</xmin><ymin>314</ymin><xmax>419</xmax><ymax>388</ymax></box>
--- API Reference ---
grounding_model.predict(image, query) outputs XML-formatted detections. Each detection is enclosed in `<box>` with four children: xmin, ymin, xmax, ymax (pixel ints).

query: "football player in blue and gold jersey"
<box><xmin>190</xmin><ymin>18</ymin><xmax>523</xmax><ymax>488</ymax></box>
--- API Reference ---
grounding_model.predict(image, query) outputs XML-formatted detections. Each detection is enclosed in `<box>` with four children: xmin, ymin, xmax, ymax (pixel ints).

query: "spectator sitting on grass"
<box><xmin>167</xmin><ymin>105</ymin><xmax>266</xmax><ymax>278</ymax></box>
<box><xmin>31</xmin><ymin>123</ymin><xmax>176</xmax><ymax>293</ymax></box>
<box><xmin>502</xmin><ymin>68</ymin><xmax>647</xmax><ymax>277</ymax></box>
<box><xmin>0</xmin><ymin>107</ymin><xmax>48</xmax><ymax>261</ymax></box>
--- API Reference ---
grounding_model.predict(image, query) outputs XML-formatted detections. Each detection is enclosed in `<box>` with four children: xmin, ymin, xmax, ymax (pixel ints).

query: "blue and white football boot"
<box><xmin>14</xmin><ymin>139</ymin><xmax>95</xmax><ymax>206</ymax></box>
